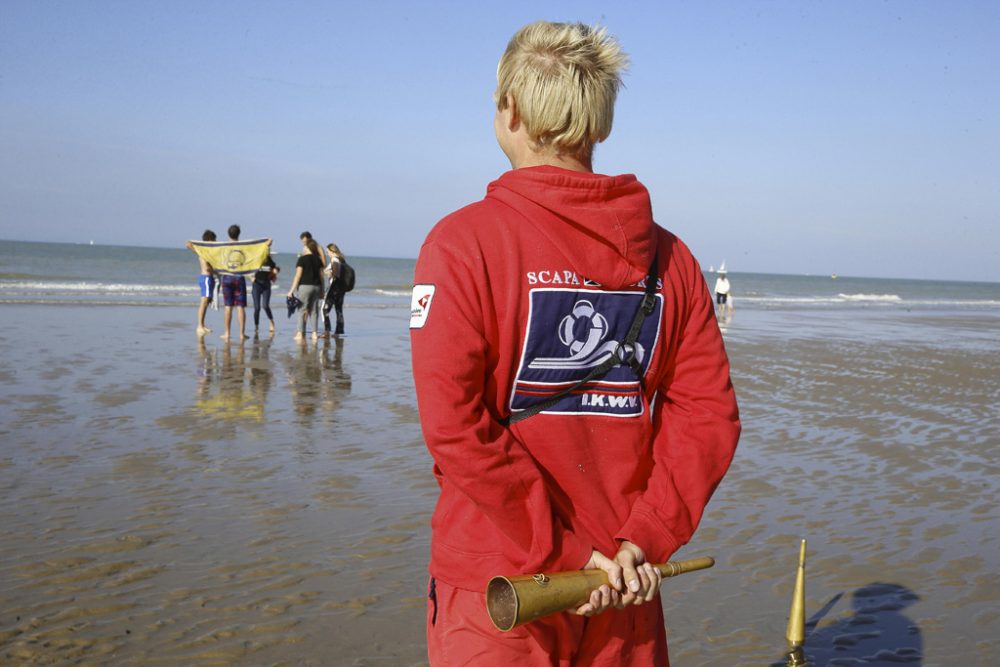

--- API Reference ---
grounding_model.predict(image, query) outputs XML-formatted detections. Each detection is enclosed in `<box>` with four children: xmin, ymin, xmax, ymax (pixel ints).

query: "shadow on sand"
<box><xmin>773</xmin><ymin>582</ymin><xmax>922</xmax><ymax>666</ymax></box>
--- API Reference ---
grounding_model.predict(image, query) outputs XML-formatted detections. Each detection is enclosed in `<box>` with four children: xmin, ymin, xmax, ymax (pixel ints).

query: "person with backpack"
<box><xmin>323</xmin><ymin>243</ymin><xmax>354</xmax><ymax>336</ymax></box>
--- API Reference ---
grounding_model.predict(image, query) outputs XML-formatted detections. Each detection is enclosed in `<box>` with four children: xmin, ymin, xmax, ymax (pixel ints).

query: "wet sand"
<box><xmin>671</xmin><ymin>309</ymin><xmax>999</xmax><ymax>666</ymax></box>
<box><xmin>0</xmin><ymin>304</ymin><xmax>997</xmax><ymax>665</ymax></box>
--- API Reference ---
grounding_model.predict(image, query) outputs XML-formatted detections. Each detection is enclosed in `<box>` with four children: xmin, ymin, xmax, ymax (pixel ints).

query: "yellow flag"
<box><xmin>189</xmin><ymin>239</ymin><xmax>271</xmax><ymax>276</ymax></box>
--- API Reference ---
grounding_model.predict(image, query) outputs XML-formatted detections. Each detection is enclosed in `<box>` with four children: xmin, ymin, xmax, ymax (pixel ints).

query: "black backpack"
<box><xmin>339</xmin><ymin>260</ymin><xmax>356</xmax><ymax>292</ymax></box>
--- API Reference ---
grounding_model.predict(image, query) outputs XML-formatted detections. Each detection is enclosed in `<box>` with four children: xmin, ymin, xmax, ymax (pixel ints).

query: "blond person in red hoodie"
<box><xmin>410</xmin><ymin>21</ymin><xmax>740</xmax><ymax>666</ymax></box>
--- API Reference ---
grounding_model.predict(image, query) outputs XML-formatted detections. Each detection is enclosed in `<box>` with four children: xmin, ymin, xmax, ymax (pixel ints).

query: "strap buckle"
<box><xmin>640</xmin><ymin>290</ymin><xmax>657</xmax><ymax>315</ymax></box>
<box><xmin>614</xmin><ymin>341</ymin><xmax>637</xmax><ymax>365</ymax></box>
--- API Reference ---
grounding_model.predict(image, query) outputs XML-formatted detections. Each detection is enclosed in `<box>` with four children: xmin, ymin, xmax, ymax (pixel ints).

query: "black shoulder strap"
<box><xmin>501</xmin><ymin>253</ymin><xmax>659</xmax><ymax>427</ymax></box>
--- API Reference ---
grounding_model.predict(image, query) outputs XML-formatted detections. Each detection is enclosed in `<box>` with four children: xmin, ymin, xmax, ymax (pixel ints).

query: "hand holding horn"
<box><xmin>486</xmin><ymin>556</ymin><xmax>715</xmax><ymax>631</ymax></box>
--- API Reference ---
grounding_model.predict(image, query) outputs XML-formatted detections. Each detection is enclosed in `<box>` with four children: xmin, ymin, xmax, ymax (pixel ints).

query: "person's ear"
<box><xmin>505</xmin><ymin>95</ymin><xmax>521</xmax><ymax>132</ymax></box>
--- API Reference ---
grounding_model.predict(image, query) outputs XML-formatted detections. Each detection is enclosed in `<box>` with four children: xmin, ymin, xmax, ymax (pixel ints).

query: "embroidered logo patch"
<box><xmin>410</xmin><ymin>284</ymin><xmax>436</xmax><ymax>329</ymax></box>
<box><xmin>510</xmin><ymin>288</ymin><xmax>663</xmax><ymax>418</ymax></box>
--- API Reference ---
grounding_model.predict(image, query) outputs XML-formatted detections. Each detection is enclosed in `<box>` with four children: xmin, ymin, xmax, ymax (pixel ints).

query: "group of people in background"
<box><xmin>186</xmin><ymin>226</ymin><xmax>351</xmax><ymax>341</ymax></box>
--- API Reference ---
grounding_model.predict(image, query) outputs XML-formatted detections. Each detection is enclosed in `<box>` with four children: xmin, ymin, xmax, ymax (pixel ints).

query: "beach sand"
<box><xmin>0</xmin><ymin>304</ymin><xmax>997</xmax><ymax>665</ymax></box>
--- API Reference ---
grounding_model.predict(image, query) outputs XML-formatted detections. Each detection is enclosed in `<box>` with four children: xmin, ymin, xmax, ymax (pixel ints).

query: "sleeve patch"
<box><xmin>410</xmin><ymin>284</ymin><xmax>436</xmax><ymax>329</ymax></box>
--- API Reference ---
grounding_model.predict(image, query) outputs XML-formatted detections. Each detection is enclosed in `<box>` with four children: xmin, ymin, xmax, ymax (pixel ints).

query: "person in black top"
<box><xmin>252</xmin><ymin>254</ymin><xmax>280</xmax><ymax>335</ymax></box>
<box><xmin>287</xmin><ymin>238</ymin><xmax>324</xmax><ymax>342</ymax></box>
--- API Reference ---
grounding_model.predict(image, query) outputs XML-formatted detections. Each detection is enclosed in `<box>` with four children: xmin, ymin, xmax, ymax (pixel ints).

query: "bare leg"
<box><xmin>237</xmin><ymin>307</ymin><xmax>247</xmax><ymax>340</ymax></box>
<box><xmin>222</xmin><ymin>306</ymin><xmax>233</xmax><ymax>339</ymax></box>
<box><xmin>197</xmin><ymin>298</ymin><xmax>212</xmax><ymax>335</ymax></box>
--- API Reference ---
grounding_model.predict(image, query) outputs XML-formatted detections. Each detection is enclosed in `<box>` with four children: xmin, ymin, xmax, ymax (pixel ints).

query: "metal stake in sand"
<box><xmin>785</xmin><ymin>539</ymin><xmax>808</xmax><ymax>667</ymax></box>
<box><xmin>486</xmin><ymin>556</ymin><xmax>715</xmax><ymax>632</ymax></box>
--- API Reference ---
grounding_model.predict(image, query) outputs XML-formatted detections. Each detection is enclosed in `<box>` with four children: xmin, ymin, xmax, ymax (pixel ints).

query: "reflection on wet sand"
<box><xmin>0</xmin><ymin>313</ymin><xmax>431</xmax><ymax>665</ymax></box>
<box><xmin>247</xmin><ymin>335</ymin><xmax>274</xmax><ymax>411</ymax></box>
<box><xmin>283</xmin><ymin>336</ymin><xmax>352</xmax><ymax>420</ymax></box>
<box><xmin>1</xmin><ymin>306</ymin><xmax>997</xmax><ymax>665</ymax></box>
<box><xmin>194</xmin><ymin>338</ymin><xmax>264</xmax><ymax>422</ymax></box>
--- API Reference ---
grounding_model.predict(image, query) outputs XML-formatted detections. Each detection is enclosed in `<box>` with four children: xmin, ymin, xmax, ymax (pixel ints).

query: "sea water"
<box><xmin>2</xmin><ymin>239</ymin><xmax>998</xmax><ymax>312</ymax></box>
<box><xmin>0</xmin><ymin>240</ymin><xmax>416</xmax><ymax>308</ymax></box>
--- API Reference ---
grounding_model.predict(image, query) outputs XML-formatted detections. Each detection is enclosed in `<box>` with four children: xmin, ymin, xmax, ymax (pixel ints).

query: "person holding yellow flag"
<box><xmin>185</xmin><ymin>229</ymin><xmax>218</xmax><ymax>336</ymax></box>
<box><xmin>187</xmin><ymin>224</ymin><xmax>272</xmax><ymax>341</ymax></box>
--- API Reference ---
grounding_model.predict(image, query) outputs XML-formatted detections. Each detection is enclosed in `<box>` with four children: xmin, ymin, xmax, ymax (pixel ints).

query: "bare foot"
<box><xmin>221</xmin><ymin>332</ymin><xmax>231</xmax><ymax>340</ymax></box>
<box><xmin>269</xmin><ymin>322</ymin><xmax>276</xmax><ymax>334</ymax></box>
<box><xmin>197</xmin><ymin>326</ymin><xmax>210</xmax><ymax>336</ymax></box>
<box><xmin>293</xmin><ymin>333</ymin><xmax>303</xmax><ymax>342</ymax></box>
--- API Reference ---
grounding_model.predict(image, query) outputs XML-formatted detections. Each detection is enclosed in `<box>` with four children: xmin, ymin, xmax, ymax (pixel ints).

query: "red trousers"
<box><xmin>426</xmin><ymin>577</ymin><xmax>669</xmax><ymax>666</ymax></box>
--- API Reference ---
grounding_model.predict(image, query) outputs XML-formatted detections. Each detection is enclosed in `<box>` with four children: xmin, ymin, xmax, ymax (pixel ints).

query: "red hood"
<box><xmin>486</xmin><ymin>166</ymin><xmax>656</xmax><ymax>288</ymax></box>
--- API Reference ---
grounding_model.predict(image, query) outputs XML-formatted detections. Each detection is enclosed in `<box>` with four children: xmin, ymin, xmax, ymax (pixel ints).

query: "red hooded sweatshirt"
<box><xmin>410</xmin><ymin>166</ymin><xmax>739</xmax><ymax>592</ymax></box>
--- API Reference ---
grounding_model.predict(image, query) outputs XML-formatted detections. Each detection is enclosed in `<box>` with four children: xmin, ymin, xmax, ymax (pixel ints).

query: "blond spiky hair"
<box><xmin>495</xmin><ymin>21</ymin><xmax>629</xmax><ymax>158</ymax></box>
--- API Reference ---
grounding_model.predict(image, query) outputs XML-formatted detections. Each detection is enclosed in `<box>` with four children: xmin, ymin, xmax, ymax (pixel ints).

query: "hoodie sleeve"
<box><xmin>616</xmin><ymin>256</ymin><xmax>740</xmax><ymax>561</ymax></box>
<box><xmin>410</xmin><ymin>238</ymin><xmax>594</xmax><ymax>574</ymax></box>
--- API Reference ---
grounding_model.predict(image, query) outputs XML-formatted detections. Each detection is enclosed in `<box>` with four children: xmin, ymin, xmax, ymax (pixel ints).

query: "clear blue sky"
<box><xmin>2</xmin><ymin>1</ymin><xmax>997</xmax><ymax>281</ymax></box>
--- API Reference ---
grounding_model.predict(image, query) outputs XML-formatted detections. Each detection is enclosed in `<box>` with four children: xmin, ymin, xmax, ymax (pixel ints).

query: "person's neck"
<box><xmin>512</xmin><ymin>150</ymin><xmax>592</xmax><ymax>173</ymax></box>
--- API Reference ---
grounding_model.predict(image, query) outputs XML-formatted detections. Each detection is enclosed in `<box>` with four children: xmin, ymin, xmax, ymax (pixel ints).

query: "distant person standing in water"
<box><xmin>252</xmin><ymin>253</ymin><xmax>280</xmax><ymax>336</ymax></box>
<box><xmin>220</xmin><ymin>225</ymin><xmax>249</xmax><ymax>341</ymax></box>
<box><xmin>714</xmin><ymin>267</ymin><xmax>733</xmax><ymax>315</ymax></box>
<box><xmin>322</xmin><ymin>243</ymin><xmax>349</xmax><ymax>336</ymax></box>
<box><xmin>185</xmin><ymin>229</ymin><xmax>217</xmax><ymax>336</ymax></box>
<box><xmin>287</xmin><ymin>238</ymin><xmax>324</xmax><ymax>342</ymax></box>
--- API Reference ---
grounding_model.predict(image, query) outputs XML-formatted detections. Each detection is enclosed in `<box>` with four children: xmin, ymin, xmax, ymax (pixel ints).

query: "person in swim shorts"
<box><xmin>186</xmin><ymin>229</ymin><xmax>217</xmax><ymax>336</ymax></box>
<box><xmin>220</xmin><ymin>224</ymin><xmax>248</xmax><ymax>341</ymax></box>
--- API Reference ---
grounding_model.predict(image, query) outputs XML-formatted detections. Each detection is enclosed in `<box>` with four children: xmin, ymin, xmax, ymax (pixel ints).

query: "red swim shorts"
<box><xmin>221</xmin><ymin>275</ymin><xmax>247</xmax><ymax>307</ymax></box>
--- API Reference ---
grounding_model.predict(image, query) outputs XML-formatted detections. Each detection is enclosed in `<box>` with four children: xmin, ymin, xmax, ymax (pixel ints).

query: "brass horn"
<box><xmin>785</xmin><ymin>539</ymin><xmax>808</xmax><ymax>666</ymax></box>
<box><xmin>486</xmin><ymin>556</ymin><xmax>715</xmax><ymax>632</ymax></box>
